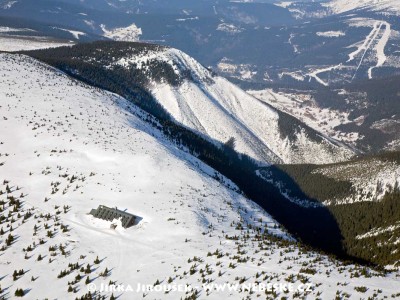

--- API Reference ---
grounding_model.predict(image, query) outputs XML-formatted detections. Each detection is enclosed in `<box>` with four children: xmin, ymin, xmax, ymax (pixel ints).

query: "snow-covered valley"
<box><xmin>1</xmin><ymin>53</ymin><xmax>400</xmax><ymax>299</ymax></box>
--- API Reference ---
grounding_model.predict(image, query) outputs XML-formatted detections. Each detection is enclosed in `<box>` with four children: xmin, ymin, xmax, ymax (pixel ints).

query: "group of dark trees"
<box><xmin>269</xmin><ymin>164</ymin><xmax>353</xmax><ymax>202</ymax></box>
<box><xmin>331</xmin><ymin>189</ymin><xmax>400</xmax><ymax>266</ymax></box>
<box><xmin>268</xmin><ymin>152</ymin><xmax>400</xmax><ymax>265</ymax></box>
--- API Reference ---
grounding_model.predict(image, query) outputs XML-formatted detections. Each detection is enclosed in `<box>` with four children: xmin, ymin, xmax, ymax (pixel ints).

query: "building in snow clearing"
<box><xmin>89</xmin><ymin>205</ymin><xmax>137</xmax><ymax>228</ymax></box>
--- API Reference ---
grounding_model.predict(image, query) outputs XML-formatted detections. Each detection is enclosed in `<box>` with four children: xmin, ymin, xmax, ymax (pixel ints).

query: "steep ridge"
<box><xmin>116</xmin><ymin>45</ymin><xmax>355</xmax><ymax>164</ymax></box>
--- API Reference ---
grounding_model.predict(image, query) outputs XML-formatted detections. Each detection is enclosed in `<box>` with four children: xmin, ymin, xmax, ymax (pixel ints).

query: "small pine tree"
<box><xmin>94</xmin><ymin>256</ymin><xmax>100</xmax><ymax>264</ymax></box>
<box><xmin>224</xmin><ymin>137</ymin><xmax>236</xmax><ymax>150</ymax></box>
<box><xmin>14</xmin><ymin>288</ymin><xmax>24</xmax><ymax>297</ymax></box>
<box><xmin>85</xmin><ymin>276</ymin><xmax>90</xmax><ymax>284</ymax></box>
<box><xmin>13</xmin><ymin>270</ymin><xmax>18</xmax><ymax>281</ymax></box>
<box><xmin>85</xmin><ymin>264</ymin><xmax>91</xmax><ymax>274</ymax></box>
<box><xmin>6</xmin><ymin>233</ymin><xmax>14</xmax><ymax>246</ymax></box>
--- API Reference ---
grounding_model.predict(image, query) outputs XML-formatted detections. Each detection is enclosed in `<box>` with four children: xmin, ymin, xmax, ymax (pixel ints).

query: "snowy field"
<box><xmin>0</xmin><ymin>35</ymin><xmax>73</xmax><ymax>51</ymax></box>
<box><xmin>1</xmin><ymin>53</ymin><xmax>400</xmax><ymax>299</ymax></box>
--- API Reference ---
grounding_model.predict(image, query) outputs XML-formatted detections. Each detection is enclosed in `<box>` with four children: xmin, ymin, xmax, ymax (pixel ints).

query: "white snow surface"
<box><xmin>113</xmin><ymin>47</ymin><xmax>353</xmax><ymax>165</ymax></box>
<box><xmin>51</xmin><ymin>27</ymin><xmax>87</xmax><ymax>40</ymax></box>
<box><xmin>1</xmin><ymin>53</ymin><xmax>400</xmax><ymax>299</ymax></box>
<box><xmin>0</xmin><ymin>26</ymin><xmax>35</xmax><ymax>32</ymax></box>
<box><xmin>316</xmin><ymin>30</ymin><xmax>346</xmax><ymax>37</ymax></box>
<box><xmin>217</xmin><ymin>23</ymin><xmax>244</xmax><ymax>34</ymax></box>
<box><xmin>0</xmin><ymin>53</ymin><xmax>283</xmax><ymax>298</ymax></box>
<box><xmin>0</xmin><ymin>35</ymin><xmax>73</xmax><ymax>51</ymax></box>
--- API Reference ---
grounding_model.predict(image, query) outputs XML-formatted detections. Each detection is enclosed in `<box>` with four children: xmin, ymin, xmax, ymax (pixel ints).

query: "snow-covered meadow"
<box><xmin>0</xmin><ymin>35</ymin><xmax>73</xmax><ymax>52</ymax></box>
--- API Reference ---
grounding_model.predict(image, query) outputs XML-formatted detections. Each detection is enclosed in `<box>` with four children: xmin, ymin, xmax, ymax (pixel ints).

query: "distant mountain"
<box><xmin>2</xmin><ymin>0</ymin><xmax>399</xmax><ymax>87</ymax></box>
<box><xmin>324</xmin><ymin>0</ymin><xmax>400</xmax><ymax>15</ymax></box>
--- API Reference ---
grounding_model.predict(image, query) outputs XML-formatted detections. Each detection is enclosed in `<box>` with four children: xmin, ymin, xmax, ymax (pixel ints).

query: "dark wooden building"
<box><xmin>89</xmin><ymin>205</ymin><xmax>136</xmax><ymax>228</ymax></box>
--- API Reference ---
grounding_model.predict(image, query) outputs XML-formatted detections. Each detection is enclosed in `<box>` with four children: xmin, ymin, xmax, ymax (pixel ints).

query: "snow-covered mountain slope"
<box><xmin>318</xmin><ymin>155</ymin><xmax>400</xmax><ymax>205</ymax></box>
<box><xmin>265</xmin><ymin>152</ymin><xmax>400</xmax><ymax>206</ymax></box>
<box><xmin>324</xmin><ymin>0</ymin><xmax>400</xmax><ymax>15</ymax></box>
<box><xmin>110</xmin><ymin>45</ymin><xmax>354</xmax><ymax>164</ymax></box>
<box><xmin>248</xmin><ymin>89</ymin><xmax>362</xmax><ymax>148</ymax></box>
<box><xmin>1</xmin><ymin>53</ymin><xmax>400</xmax><ymax>299</ymax></box>
<box><xmin>0</xmin><ymin>52</ymin><xmax>280</xmax><ymax>298</ymax></box>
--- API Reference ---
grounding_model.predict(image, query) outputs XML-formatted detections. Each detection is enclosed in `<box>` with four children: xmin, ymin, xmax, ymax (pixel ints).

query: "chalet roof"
<box><xmin>89</xmin><ymin>205</ymin><xmax>137</xmax><ymax>228</ymax></box>
<box><xmin>96</xmin><ymin>205</ymin><xmax>135</xmax><ymax>218</ymax></box>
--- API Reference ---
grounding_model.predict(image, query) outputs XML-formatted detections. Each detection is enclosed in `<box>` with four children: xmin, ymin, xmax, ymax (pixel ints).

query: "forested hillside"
<box><xmin>262</xmin><ymin>152</ymin><xmax>400</xmax><ymax>265</ymax></box>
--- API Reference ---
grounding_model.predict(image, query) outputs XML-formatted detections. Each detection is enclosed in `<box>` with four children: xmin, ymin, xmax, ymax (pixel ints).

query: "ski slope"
<box><xmin>299</xmin><ymin>18</ymin><xmax>393</xmax><ymax>85</ymax></box>
<box><xmin>346</xmin><ymin>20</ymin><xmax>392</xmax><ymax>79</ymax></box>
<box><xmin>1</xmin><ymin>53</ymin><xmax>399</xmax><ymax>299</ymax></box>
